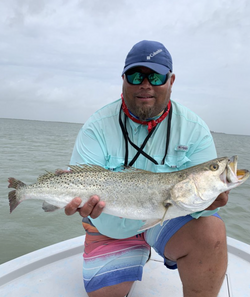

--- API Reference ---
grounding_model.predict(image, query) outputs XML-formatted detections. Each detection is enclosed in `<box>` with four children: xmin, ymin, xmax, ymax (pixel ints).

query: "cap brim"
<box><xmin>122</xmin><ymin>62</ymin><xmax>171</xmax><ymax>75</ymax></box>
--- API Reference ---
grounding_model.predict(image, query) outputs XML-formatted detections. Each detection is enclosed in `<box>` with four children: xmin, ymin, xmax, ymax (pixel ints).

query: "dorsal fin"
<box><xmin>37</xmin><ymin>164</ymin><xmax>153</xmax><ymax>183</ymax></box>
<box><xmin>37</xmin><ymin>171</ymin><xmax>57</xmax><ymax>182</ymax></box>
<box><xmin>68</xmin><ymin>164</ymin><xmax>152</xmax><ymax>174</ymax></box>
<box><xmin>68</xmin><ymin>164</ymin><xmax>108</xmax><ymax>173</ymax></box>
<box><xmin>37</xmin><ymin>164</ymin><xmax>108</xmax><ymax>182</ymax></box>
<box><xmin>112</xmin><ymin>166</ymin><xmax>153</xmax><ymax>174</ymax></box>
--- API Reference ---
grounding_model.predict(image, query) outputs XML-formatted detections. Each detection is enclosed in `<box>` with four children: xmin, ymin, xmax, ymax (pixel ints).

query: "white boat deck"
<box><xmin>0</xmin><ymin>236</ymin><xmax>249</xmax><ymax>297</ymax></box>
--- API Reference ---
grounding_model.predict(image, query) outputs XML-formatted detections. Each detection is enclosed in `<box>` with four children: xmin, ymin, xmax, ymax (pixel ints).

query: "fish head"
<box><xmin>169</xmin><ymin>156</ymin><xmax>249</xmax><ymax>212</ymax></box>
<box><xmin>202</xmin><ymin>155</ymin><xmax>250</xmax><ymax>193</ymax></box>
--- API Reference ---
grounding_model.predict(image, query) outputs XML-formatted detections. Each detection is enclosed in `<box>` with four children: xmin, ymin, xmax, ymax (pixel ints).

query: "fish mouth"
<box><xmin>222</xmin><ymin>156</ymin><xmax>250</xmax><ymax>184</ymax></box>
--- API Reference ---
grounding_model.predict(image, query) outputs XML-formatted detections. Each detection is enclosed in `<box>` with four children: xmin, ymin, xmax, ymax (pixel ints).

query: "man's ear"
<box><xmin>170</xmin><ymin>73</ymin><xmax>175</xmax><ymax>86</ymax></box>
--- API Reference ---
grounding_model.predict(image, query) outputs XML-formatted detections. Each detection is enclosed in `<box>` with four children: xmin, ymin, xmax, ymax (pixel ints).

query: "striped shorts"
<box><xmin>81</xmin><ymin>214</ymin><xmax>199</xmax><ymax>293</ymax></box>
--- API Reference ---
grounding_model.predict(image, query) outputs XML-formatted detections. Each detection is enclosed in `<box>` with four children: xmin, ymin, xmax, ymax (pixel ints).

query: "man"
<box><xmin>65</xmin><ymin>40</ymin><xmax>228</xmax><ymax>297</ymax></box>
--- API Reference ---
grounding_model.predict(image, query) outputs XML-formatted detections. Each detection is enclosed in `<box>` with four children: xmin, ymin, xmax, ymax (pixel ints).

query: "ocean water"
<box><xmin>0</xmin><ymin>118</ymin><xmax>249</xmax><ymax>264</ymax></box>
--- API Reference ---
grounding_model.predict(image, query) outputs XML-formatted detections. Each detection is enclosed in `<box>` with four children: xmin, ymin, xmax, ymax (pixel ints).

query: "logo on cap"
<box><xmin>147</xmin><ymin>49</ymin><xmax>163</xmax><ymax>60</ymax></box>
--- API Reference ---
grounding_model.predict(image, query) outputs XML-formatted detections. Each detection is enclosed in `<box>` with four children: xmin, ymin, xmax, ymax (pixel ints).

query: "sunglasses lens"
<box><xmin>148</xmin><ymin>73</ymin><xmax>168</xmax><ymax>86</ymax></box>
<box><xmin>126</xmin><ymin>72</ymin><xmax>144</xmax><ymax>85</ymax></box>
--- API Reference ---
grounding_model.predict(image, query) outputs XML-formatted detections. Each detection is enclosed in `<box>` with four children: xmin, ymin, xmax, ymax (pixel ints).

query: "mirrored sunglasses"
<box><xmin>125</xmin><ymin>71</ymin><xmax>170</xmax><ymax>86</ymax></box>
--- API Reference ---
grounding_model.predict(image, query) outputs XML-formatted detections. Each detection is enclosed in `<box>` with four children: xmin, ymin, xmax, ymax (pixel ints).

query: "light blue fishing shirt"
<box><xmin>70</xmin><ymin>99</ymin><xmax>219</xmax><ymax>239</ymax></box>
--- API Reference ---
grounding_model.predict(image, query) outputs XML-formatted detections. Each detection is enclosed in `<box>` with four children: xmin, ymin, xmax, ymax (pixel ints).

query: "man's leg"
<box><xmin>81</xmin><ymin>219</ymin><xmax>150</xmax><ymax>297</ymax></box>
<box><xmin>164</xmin><ymin>216</ymin><xmax>227</xmax><ymax>296</ymax></box>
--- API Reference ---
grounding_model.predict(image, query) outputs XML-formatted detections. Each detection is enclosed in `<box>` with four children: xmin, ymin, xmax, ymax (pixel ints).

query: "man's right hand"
<box><xmin>64</xmin><ymin>195</ymin><xmax>105</xmax><ymax>219</ymax></box>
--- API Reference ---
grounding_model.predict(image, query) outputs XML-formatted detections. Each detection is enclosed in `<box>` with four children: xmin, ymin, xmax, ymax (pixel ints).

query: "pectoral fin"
<box><xmin>42</xmin><ymin>201</ymin><xmax>61</xmax><ymax>212</ymax></box>
<box><xmin>160</xmin><ymin>203</ymin><xmax>171</xmax><ymax>225</ymax></box>
<box><xmin>138</xmin><ymin>201</ymin><xmax>173</xmax><ymax>232</ymax></box>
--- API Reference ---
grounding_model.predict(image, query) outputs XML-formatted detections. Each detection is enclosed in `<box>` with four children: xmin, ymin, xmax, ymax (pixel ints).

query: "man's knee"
<box><xmin>191</xmin><ymin>216</ymin><xmax>227</xmax><ymax>258</ymax></box>
<box><xmin>190</xmin><ymin>216</ymin><xmax>226</xmax><ymax>244</ymax></box>
<box><xmin>164</xmin><ymin>216</ymin><xmax>227</xmax><ymax>261</ymax></box>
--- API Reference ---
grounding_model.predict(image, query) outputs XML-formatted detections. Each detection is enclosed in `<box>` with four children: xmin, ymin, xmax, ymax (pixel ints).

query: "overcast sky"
<box><xmin>1</xmin><ymin>0</ymin><xmax>250</xmax><ymax>135</ymax></box>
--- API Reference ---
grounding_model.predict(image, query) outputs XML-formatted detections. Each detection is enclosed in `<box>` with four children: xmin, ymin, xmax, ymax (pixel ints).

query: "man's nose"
<box><xmin>140</xmin><ymin>77</ymin><xmax>152</xmax><ymax>88</ymax></box>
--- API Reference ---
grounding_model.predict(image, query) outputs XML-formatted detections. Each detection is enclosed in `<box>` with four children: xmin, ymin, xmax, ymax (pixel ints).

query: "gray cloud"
<box><xmin>0</xmin><ymin>0</ymin><xmax>249</xmax><ymax>135</ymax></box>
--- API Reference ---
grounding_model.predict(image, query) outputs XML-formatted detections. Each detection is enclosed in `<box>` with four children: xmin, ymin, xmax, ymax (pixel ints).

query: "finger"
<box><xmin>65</xmin><ymin>197</ymin><xmax>82</xmax><ymax>216</ymax></box>
<box><xmin>78</xmin><ymin>195</ymin><xmax>103</xmax><ymax>218</ymax></box>
<box><xmin>88</xmin><ymin>200</ymin><xmax>106</xmax><ymax>219</ymax></box>
<box><xmin>55</xmin><ymin>169</ymin><xmax>71</xmax><ymax>175</ymax></box>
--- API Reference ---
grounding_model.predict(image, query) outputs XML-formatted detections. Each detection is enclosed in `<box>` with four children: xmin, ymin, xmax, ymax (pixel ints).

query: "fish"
<box><xmin>8</xmin><ymin>156</ymin><xmax>249</xmax><ymax>230</ymax></box>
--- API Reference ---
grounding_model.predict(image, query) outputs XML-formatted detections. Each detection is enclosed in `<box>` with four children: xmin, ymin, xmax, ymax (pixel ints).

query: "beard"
<box><xmin>136</xmin><ymin>106</ymin><xmax>155</xmax><ymax>121</ymax></box>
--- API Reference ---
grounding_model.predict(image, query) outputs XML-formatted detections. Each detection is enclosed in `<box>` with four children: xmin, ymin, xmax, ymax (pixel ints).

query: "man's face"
<box><xmin>122</xmin><ymin>66</ymin><xmax>175</xmax><ymax>120</ymax></box>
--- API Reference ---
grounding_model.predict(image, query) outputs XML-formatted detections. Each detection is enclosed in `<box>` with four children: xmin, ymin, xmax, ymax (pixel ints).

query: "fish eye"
<box><xmin>210</xmin><ymin>164</ymin><xmax>219</xmax><ymax>171</ymax></box>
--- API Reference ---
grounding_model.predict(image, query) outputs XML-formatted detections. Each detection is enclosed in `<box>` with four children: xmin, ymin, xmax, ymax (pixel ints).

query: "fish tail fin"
<box><xmin>8</xmin><ymin>178</ymin><xmax>26</xmax><ymax>213</ymax></box>
<box><xmin>8</xmin><ymin>190</ymin><xmax>21</xmax><ymax>213</ymax></box>
<box><xmin>8</xmin><ymin>177</ymin><xmax>26</xmax><ymax>189</ymax></box>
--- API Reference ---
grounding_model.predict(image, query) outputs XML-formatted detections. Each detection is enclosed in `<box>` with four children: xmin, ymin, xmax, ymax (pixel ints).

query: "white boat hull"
<box><xmin>0</xmin><ymin>235</ymin><xmax>249</xmax><ymax>296</ymax></box>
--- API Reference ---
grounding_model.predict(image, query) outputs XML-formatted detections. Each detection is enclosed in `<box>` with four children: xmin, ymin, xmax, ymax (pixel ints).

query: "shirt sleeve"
<box><xmin>187</xmin><ymin>133</ymin><xmax>217</xmax><ymax>167</ymax></box>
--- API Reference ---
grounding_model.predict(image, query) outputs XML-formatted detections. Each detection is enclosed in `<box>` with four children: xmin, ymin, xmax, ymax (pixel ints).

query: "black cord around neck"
<box><xmin>119</xmin><ymin>104</ymin><xmax>172</xmax><ymax>167</ymax></box>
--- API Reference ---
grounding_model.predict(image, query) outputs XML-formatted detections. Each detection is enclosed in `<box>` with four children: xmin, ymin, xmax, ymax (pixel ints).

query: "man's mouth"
<box><xmin>136</xmin><ymin>95</ymin><xmax>154</xmax><ymax>99</ymax></box>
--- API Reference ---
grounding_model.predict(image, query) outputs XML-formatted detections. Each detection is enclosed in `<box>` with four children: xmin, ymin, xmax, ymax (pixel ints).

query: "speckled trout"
<box><xmin>8</xmin><ymin>156</ymin><xmax>249</xmax><ymax>230</ymax></box>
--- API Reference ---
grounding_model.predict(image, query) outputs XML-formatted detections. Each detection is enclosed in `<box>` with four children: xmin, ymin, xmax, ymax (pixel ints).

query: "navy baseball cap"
<box><xmin>122</xmin><ymin>40</ymin><xmax>173</xmax><ymax>75</ymax></box>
